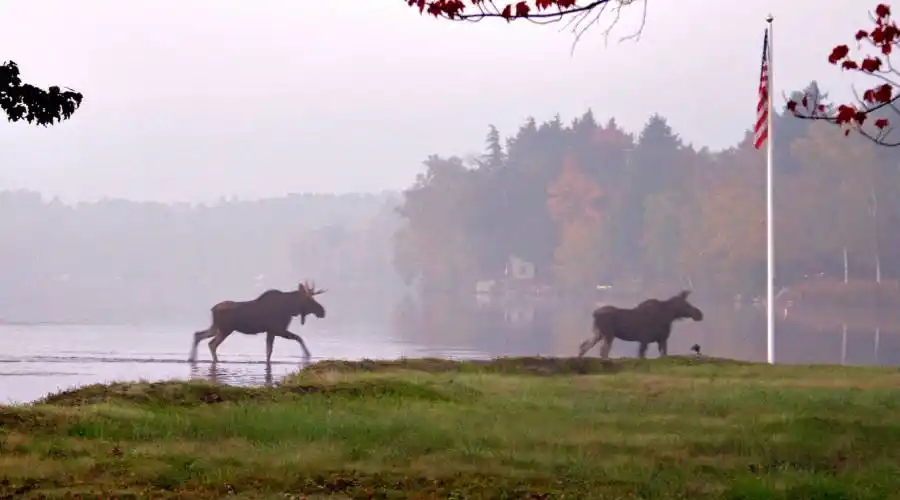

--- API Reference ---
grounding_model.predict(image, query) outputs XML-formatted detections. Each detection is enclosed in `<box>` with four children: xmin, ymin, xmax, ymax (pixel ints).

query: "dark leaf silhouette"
<box><xmin>0</xmin><ymin>60</ymin><xmax>83</xmax><ymax>126</ymax></box>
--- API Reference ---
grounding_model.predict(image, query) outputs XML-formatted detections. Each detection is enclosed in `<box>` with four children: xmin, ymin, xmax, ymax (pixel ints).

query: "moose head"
<box><xmin>297</xmin><ymin>280</ymin><xmax>327</xmax><ymax>325</ymax></box>
<box><xmin>666</xmin><ymin>290</ymin><xmax>704</xmax><ymax>322</ymax></box>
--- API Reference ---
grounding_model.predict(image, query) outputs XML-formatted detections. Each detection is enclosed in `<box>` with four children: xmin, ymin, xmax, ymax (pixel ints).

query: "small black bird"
<box><xmin>691</xmin><ymin>344</ymin><xmax>702</xmax><ymax>356</ymax></box>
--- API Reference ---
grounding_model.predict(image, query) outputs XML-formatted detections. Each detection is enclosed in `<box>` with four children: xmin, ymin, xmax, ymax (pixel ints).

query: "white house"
<box><xmin>504</xmin><ymin>255</ymin><xmax>535</xmax><ymax>281</ymax></box>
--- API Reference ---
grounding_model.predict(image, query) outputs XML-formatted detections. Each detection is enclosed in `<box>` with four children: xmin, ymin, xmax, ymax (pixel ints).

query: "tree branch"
<box><xmin>787</xmin><ymin>3</ymin><xmax>900</xmax><ymax>147</ymax></box>
<box><xmin>0</xmin><ymin>60</ymin><xmax>83</xmax><ymax>127</ymax></box>
<box><xmin>408</xmin><ymin>0</ymin><xmax>647</xmax><ymax>56</ymax></box>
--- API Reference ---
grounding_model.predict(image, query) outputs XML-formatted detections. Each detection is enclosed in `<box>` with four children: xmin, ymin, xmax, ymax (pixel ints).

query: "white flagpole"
<box><xmin>766</xmin><ymin>14</ymin><xmax>776</xmax><ymax>364</ymax></box>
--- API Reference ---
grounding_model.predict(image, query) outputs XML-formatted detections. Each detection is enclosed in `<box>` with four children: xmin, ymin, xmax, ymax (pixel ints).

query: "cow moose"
<box><xmin>188</xmin><ymin>280</ymin><xmax>327</xmax><ymax>364</ymax></box>
<box><xmin>577</xmin><ymin>290</ymin><xmax>703</xmax><ymax>359</ymax></box>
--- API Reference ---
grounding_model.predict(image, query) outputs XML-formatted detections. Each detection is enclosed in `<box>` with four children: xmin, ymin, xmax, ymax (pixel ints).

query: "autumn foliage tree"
<box><xmin>546</xmin><ymin>155</ymin><xmax>601</xmax><ymax>226</ymax></box>
<box><xmin>395</xmin><ymin>0</ymin><xmax>900</xmax><ymax>295</ymax></box>
<box><xmin>1</xmin><ymin>61</ymin><xmax>83</xmax><ymax>126</ymax></box>
<box><xmin>393</xmin><ymin>100</ymin><xmax>900</xmax><ymax>299</ymax></box>
<box><xmin>546</xmin><ymin>155</ymin><xmax>605</xmax><ymax>289</ymax></box>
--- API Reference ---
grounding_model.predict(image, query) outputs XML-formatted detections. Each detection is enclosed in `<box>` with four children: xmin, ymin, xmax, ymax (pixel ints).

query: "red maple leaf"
<box><xmin>856</xmin><ymin>30</ymin><xmax>869</xmax><ymax>40</ymax></box>
<box><xmin>445</xmin><ymin>0</ymin><xmax>466</xmax><ymax>17</ymax></box>
<box><xmin>515</xmin><ymin>1</ymin><xmax>530</xmax><ymax>17</ymax></box>
<box><xmin>834</xmin><ymin>105</ymin><xmax>858</xmax><ymax>125</ymax></box>
<box><xmin>870</xmin><ymin>23</ymin><xmax>899</xmax><ymax>45</ymax></box>
<box><xmin>842</xmin><ymin>60</ymin><xmax>859</xmax><ymax>70</ymax></box>
<box><xmin>408</xmin><ymin>0</ymin><xmax>426</xmax><ymax>13</ymax></box>
<box><xmin>828</xmin><ymin>45</ymin><xmax>851</xmax><ymax>64</ymax></box>
<box><xmin>875</xmin><ymin>3</ymin><xmax>891</xmax><ymax>19</ymax></box>
<box><xmin>860</xmin><ymin>56</ymin><xmax>883</xmax><ymax>72</ymax></box>
<box><xmin>873</xmin><ymin>83</ymin><xmax>893</xmax><ymax>103</ymax></box>
<box><xmin>421</xmin><ymin>0</ymin><xmax>466</xmax><ymax>18</ymax></box>
<box><xmin>875</xmin><ymin>118</ymin><xmax>890</xmax><ymax>129</ymax></box>
<box><xmin>501</xmin><ymin>4</ymin><xmax>512</xmax><ymax>19</ymax></box>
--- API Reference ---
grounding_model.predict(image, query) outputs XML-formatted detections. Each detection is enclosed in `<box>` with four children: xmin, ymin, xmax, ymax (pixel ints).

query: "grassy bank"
<box><xmin>2</xmin><ymin>357</ymin><xmax>900</xmax><ymax>499</ymax></box>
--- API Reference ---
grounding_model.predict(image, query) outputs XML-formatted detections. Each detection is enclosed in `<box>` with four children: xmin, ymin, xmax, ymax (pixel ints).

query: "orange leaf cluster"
<box><xmin>546</xmin><ymin>156</ymin><xmax>601</xmax><ymax>225</ymax></box>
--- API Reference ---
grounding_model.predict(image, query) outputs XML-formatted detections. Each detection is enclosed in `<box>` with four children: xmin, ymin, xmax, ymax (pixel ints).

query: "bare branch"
<box><xmin>566</xmin><ymin>0</ymin><xmax>645</xmax><ymax>55</ymax></box>
<box><xmin>570</xmin><ymin>5</ymin><xmax>609</xmax><ymax>55</ymax></box>
<box><xmin>618</xmin><ymin>0</ymin><xmax>647</xmax><ymax>44</ymax></box>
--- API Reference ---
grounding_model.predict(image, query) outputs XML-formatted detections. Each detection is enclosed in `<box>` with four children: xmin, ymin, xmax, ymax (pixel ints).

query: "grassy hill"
<box><xmin>2</xmin><ymin>356</ymin><xmax>899</xmax><ymax>498</ymax></box>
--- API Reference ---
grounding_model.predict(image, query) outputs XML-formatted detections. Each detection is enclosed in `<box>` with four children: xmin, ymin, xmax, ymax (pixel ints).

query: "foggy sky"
<box><xmin>1</xmin><ymin>0</ymin><xmax>869</xmax><ymax>202</ymax></box>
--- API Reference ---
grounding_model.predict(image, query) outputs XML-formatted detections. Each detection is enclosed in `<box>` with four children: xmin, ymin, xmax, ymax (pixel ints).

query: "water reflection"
<box><xmin>189</xmin><ymin>362</ymin><xmax>276</xmax><ymax>387</ymax></box>
<box><xmin>392</xmin><ymin>293</ymin><xmax>900</xmax><ymax>366</ymax></box>
<box><xmin>778</xmin><ymin>320</ymin><xmax>897</xmax><ymax>366</ymax></box>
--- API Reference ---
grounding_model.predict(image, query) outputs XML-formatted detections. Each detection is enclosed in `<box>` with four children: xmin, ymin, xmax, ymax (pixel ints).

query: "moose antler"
<box><xmin>300</xmin><ymin>280</ymin><xmax>327</xmax><ymax>296</ymax></box>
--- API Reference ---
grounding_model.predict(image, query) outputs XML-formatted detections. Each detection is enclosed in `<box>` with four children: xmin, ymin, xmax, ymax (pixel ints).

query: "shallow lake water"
<box><xmin>2</xmin><ymin>295</ymin><xmax>898</xmax><ymax>403</ymax></box>
<box><xmin>0</xmin><ymin>321</ymin><xmax>483</xmax><ymax>404</ymax></box>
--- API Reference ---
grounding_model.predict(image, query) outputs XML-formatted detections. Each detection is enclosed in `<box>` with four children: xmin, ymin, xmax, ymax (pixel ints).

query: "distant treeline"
<box><xmin>8</xmin><ymin>82</ymin><xmax>900</xmax><ymax>322</ymax></box>
<box><xmin>392</xmin><ymin>81</ymin><xmax>900</xmax><ymax>300</ymax></box>
<box><xmin>0</xmin><ymin>191</ymin><xmax>404</xmax><ymax>322</ymax></box>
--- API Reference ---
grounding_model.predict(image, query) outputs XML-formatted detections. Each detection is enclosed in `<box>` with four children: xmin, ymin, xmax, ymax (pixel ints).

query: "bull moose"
<box><xmin>577</xmin><ymin>290</ymin><xmax>703</xmax><ymax>359</ymax></box>
<box><xmin>188</xmin><ymin>280</ymin><xmax>327</xmax><ymax>364</ymax></box>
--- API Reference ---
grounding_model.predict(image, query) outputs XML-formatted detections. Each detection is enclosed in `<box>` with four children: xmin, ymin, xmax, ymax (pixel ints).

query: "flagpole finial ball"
<box><xmin>766</xmin><ymin>14</ymin><xmax>773</xmax><ymax>23</ymax></box>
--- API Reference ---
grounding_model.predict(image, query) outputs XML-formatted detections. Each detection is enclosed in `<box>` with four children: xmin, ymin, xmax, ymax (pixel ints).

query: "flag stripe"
<box><xmin>753</xmin><ymin>28</ymin><xmax>769</xmax><ymax>150</ymax></box>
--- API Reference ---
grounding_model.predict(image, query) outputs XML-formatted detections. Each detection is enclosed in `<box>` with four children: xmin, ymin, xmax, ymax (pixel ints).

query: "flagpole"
<box><xmin>765</xmin><ymin>13</ymin><xmax>775</xmax><ymax>364</ymax></box>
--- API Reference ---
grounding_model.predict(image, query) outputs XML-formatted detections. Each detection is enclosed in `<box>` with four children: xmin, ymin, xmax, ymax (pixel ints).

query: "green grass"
<box><xmin>2</xmin><ymin>356</ymin><xmax>900</xmax><ymax>499</ymax></box>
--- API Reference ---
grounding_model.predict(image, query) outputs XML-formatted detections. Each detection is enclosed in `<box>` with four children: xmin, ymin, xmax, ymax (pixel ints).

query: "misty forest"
<box><xmin>396</xmin><ymin>85</ymin><xmax>900</xmax><ymax>301</ymax></box>
<box><xmin>0</xmin><ymin>191</ymin><xmax>403</xmax><ymax>322</ymax></box>
<box><xmin>3</xmin><ymin>82</ymin><xmax>899</xmax><ymax>325</ymax></box>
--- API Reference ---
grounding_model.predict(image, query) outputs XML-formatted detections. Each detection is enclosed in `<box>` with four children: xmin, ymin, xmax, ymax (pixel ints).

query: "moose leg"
<box><xmin>189</xmin><ymin>327</ymin><xmax>218</xmax><ymax>362</ymax></box>
<box><xmin>578</xmin><ymin>338</ymin><xmax>598</xmax><ymax>357</ymax></box>
<box><xmin>207</xmin><ymin>329</ymin><xmax>232</xmax><ymax>364</ymax></box>
<box><xmin>577</xmin><ymin>324</ymin><xmax>603</xmax><ymax>357</ymax></box>
<box><xmin>272</xmin><ymin>329</ymin><xmax>312</xmax><ymax>359</ymax></box>
<box><xmin>599</xmin><ymin>335</ymin><xmax>615</xmax><ymax>360</ymax></box>
<box><xmin>657</xmin><ymin>338</ymin><xmax>668</xmax><ymax>357</ymax></box>
<box><xmin>637</xmin><ymin>342</ymin><xmax>649</xmax><ymax>359</ymax></box>
<box><xmin>265</xmin><ymin>332</ymin><xmax>276</xmax><ymax>364</ymax></box>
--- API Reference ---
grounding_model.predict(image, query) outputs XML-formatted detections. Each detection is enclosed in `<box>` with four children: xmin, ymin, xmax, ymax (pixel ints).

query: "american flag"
<box><xmin>753</xmin><ymin>28</ymin><xmax>770</xmax><ymax>150</ymax></box>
